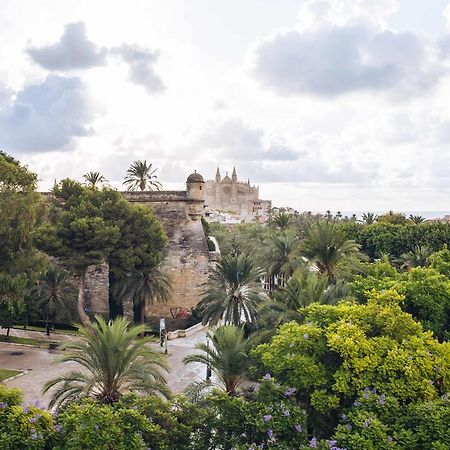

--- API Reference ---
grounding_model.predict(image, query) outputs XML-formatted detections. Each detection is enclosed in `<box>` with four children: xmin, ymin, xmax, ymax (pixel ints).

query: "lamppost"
<box><xmin>206</xmin><ymin>333</ymin><xmax>212</xmax><ymax>381</ymax></box>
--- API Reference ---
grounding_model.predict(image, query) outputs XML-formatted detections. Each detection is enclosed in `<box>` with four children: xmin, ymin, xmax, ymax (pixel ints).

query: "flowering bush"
<box><xmin>255</xmin><ymin>290</ymin><xmax>450</xmax><ymax>438</ymax></box>
<box><xmin>0</xmin><ymin>385</ymin><xmax>54</xmax><ymax>450</ymax></box>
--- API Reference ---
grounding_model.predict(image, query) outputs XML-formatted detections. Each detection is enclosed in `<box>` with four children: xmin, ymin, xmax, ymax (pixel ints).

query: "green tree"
<box><xmin>429</xmin><ymin>245</ymin><xmax>450</xmax><ymax>277</ymax></box>
<box><xmin>33</xmin><ymin>266</ymin><xmax>77</xmax><ymax>335</ymax></box>
<box><xmin>399</xmin><ymin>245</ymin><xmax>433</xmax><ymax>269</ymax></box>
<box><xmin>123</xmin><ymin>160</ymin><xmax>162</xmax><ymax>191</ymax></box>
<box><xmin>301</xmin><ymin>221</ymin><xmax>359</xmax><ymax>282</ymax></box>
<box><xmin>362</xmin><ymin>212</ymin><xmax>378</xmax><ymax>225</ymax></box>
<box><xmin>271</xmin><ymin>212</ymin><xmax>292</xmax><ymax>231</ymax></box>
<box><xmin>124</xmin><ymin>266</ymin><xmax>172</xmax><ymax>324</ymax></box>
<box><xmin>43</xmin><ymin>316</ymin><xmax>168</xmax><ymax>409</ymax></box>
<box><xmin>377</xmin><ymin>211</ymin><xmax>407</xmax><ymax>225</ymax></box>
<box><xmin>258</xmin><ymin>272</ymin><xmax>347</xmax><ymax>331</ymax></box>
<box><xmin>184</xmin><ymin>325</ymin><xmax>249</xmax><ymax>397</ymax></box>
<box><xmin>409</xmin><ymin>214</ymin><xmax>426</xmax><ymax>224</ymax></box>
<box><xmin>83</xmin><ymin>171</ymin><xmax>108</xmax><ymax>188</ymax></box>
<box><xmin>262</xmin><ymin>231</ymin><xmax>301</xmax><ymax>290</ymax></box>
<box><xmin>198</xmin><ymin>254</ymin><xmax>267</xmax><ymax>326</ymax></box>
<box><xmin>255</xmin><ymin>289</ymin><xmax>450</xmax><ymax>437</ymax></box>
<box><xmin>0</xmin><ymin>152</ymin><xmax>44</xmax><ymax>337</ymax></box>
<box><xmin>34</xmin><ymin>180</ymin><xmax>166</xmax><ymax>324</ymax></box>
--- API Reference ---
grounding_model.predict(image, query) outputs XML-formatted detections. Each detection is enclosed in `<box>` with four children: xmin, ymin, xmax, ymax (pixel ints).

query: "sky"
<box><xmin>0</xmin><ymin>0</ymin><xmax>450</xmax><ymax>213</ymax></box>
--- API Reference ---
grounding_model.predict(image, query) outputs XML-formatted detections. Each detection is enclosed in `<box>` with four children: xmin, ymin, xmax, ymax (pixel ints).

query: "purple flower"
<box><xmin>94</xmin><ymin>424</ymin><xmax>99</xmax><ymax>430</ymax></box>
<box><xmin>363</xmin><ymin>392</ymin><xmax>369</xmax><ymax>399</ymax></box>
<box><xmin>283</xmin><ymin>409</ymin><xmax>290</xmax><ymax>417</ymax></box>
<box><xmin>327</xmin><ymin>440</ymin><xmax>337</xmax><ymax>446</ymax></box>
<box><xmin>341</xmin><ymin>414</ymin><xmax>348</xmax><ymax>422</ymax></box>
<box><xmin>264</xmin><ymin>414</ymin><xmax>272</xmax><ymax>422</ymax></box>
<box><xmin>309</xmin><ymin>437</ymin><xmax>317</xmax><ymax>448</ymax></box>
<box><xmin>294</xmin><ymin>424</ymin><xmax>302</xmax><ymax>432</ymax></box>
<box><xmin>22</xmin><ymin>403</ymin><xmax>29</xmax><ymax>414</ymax></box>
<box><xmin>263</xmin><ymin>373</ymin><xmax>271</xmax><ymax>381</ymax></box>
<box><xmin>388</xmin><ymin>436</ymin><xmax>393</xmax><ymax>443</ymax></box>
<box><xmin>363</xmin><ymin>418</ymin><xmax>372</xmax><ymax>428</ymax></box>
<box><xmin>30</xmin><ymin>428</ymin><xmax>36</xmax><ymax>434</ymax></box>
<box><xmin>54</xmin><ymin>424</ymin><xmax>63</xmax><ymax>433</ymax></box>
<box><xmin>346</xmin><ymin>424</ymin><xmax>352</xmax><ymax>431</ymax></box>
<box><xmin>353</xmin><ymin>400</ymin><xmax>361</xmax><ymax>407</ymax></box>
<box><xmin>31</xmin><ymin>433</ymin><xmax>38</xmax><ymax>440</ymax></box>
<box><xmin>303</xmin><ymin>333</ymin><xmax>309</xmax><ymax>340</ymax></box>
<box><xmin>0</xmin><ymin>402</ymin><xmax>7</xmax><ymax>409</ymax></box>
<box><xmin>442</xmin><ymin>393</ymin><xmax>449</xmax><ymax>401</ymax></box>
<box><xmin>267</xmin><ymin>429</ymin><xmax>274</xmax><ymax>440</ymax></box>
<box><xmin>29</xmin><ymin>417</ymin><xmax>37</xmax><ymax>423</ymax></box>
<box><xmin>429</xmin><ymin>380</ymin><xmax>434</xmax><ymax>385</ymax></box>
<box><xmin>284</xmin><ymin>387</ymin><xmax>297</xmax><ymax>397</ymax></box>
<box><xmin>380</xmin><ymin>394</ymin><xmax>386</xmax><ymax>406</ymax></box>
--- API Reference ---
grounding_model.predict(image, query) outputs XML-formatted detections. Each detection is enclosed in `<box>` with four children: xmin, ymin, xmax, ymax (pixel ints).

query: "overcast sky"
<box><xmin>1</xmin><ymin>0</ymin><xmax>449</xmax><ymax>213</ymax></box>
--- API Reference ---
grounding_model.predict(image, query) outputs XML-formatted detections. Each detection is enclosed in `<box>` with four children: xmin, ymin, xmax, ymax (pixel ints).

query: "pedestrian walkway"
<box><xmin>1</xmin><ymin>327</ymin><xmax>210</xmax><ymax>406</ymax></box>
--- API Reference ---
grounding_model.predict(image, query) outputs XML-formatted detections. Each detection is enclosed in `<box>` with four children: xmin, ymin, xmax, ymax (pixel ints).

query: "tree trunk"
<box><xmin>77</xmin><ymin>270</ymin><xmax>91</xmax><ymax>325</ymax></box>
<box><xmin>140</xmin><ymin>300</ymin><xmax>146</xmax><ymax>325</ymax></box>
<box><xmin>6</xmin><ymin>327</ymin><xmax>10</xmax><ymax>340</ymax></box>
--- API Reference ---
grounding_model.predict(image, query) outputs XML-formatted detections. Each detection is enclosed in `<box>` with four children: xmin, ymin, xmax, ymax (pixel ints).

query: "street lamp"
<box><xmin>206</xmin><ymin>334</ymin><xmax>212</xmax><ymax>381</ymax></box>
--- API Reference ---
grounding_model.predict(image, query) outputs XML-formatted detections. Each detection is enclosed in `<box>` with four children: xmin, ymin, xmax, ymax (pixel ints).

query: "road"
<box><xmin>0</xmin><ymin>327</ymin><xmax>209</xmax><ymax>407</ymax></box>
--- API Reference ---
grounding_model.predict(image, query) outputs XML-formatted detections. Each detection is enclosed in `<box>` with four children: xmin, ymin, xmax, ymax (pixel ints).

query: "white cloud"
<box><xmin>110</xmin><ymin>45</ymin><xmax>165</xmax><ymax>93</ymax></box>
<box><xmin>251</xmin><ymin>25</ymin><xmax>444</xmax><ymax>97</ymax></box>
<box><xmin>27</xmin><ymin>22</ymin><xmax>107</xmax><ymax>70</ymax></box>
<box><xmin>0</xmin><ymin>75</ymin><xmax>95</xmax><ymax>152</ymax></box>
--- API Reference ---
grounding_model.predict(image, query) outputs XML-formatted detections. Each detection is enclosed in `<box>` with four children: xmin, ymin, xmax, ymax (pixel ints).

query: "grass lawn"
<box><xmin>0</xmin><ymin>335</ymin><xmax>44</xmax><ymax>346</ymax></box>
<box><xmin>0</xmin><ymin>368</ymin><xmax>23</xmax><ymax>382</ymax></box>
<box><xmin>14</xmin><ymin>325</ymin><xmax>80</xmax><ymax>336</ymax></box>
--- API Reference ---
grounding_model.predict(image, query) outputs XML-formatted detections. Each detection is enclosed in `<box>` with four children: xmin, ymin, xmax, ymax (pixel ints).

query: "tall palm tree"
<box><xmin>183</xmin><ymin>325</ymin><xmax>249</xmax><ymax>398</ymax></box>
<box><xmin>43</xmin><ymin>316</ymin><xmax>169</xmax><ymax>409</ymax></box>
<box><xmin>302</xmin><ymin>221</ymin><xmax>359</xmax><ymax>282</ymax></box>
<box><xmin>399</xmin><ymin>245</ymin><xmax>433</xmax><ymax>270</ymax></box>
<box><xmin>258</xmin><ymin>272</ymin><xmax>347</xmax><ymax>330</ymax></box>
<box><xmin>262</xmin><ymin>231</ymin><xmax>302</xmax><ymax>290</ymax></box>
<box><xmin>198</xmin><ymin>254</ymin><xmax>267</xmax><ymax>326</ymax></box>
<box><xmin>362</xmin><ymin>212</ymin><xmax>377</xmax><ymax>225</ymax></box>
<box><xmin>33</xmin><ymin>266</ymin><xmax>77</xmax><ymax>335</ymax></box>
<box><xmin>83</xmin><ymin>172</ymin><xmax>108</xmax><ymax>188</ymax></box>
<box><xmin>125</xmin><ymin>266</ymin><xmax>173</xmax><ymax>324</ymax></box>
<box><xmin>123</xmin><ymin>160</ymin><xmax>162</xmax><ymax>191</ymax></box>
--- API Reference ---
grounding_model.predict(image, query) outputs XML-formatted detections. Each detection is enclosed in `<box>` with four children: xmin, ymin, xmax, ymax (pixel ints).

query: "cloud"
<box><xmin>198</xmin><ymin>118</ymin><xmax>300</xmax><ymax>161</ymax></box>
<box><xmin>0</xmin><ymin>83</ymin><xmax>12</xmax><ymax>108</ymax></box>
<box><xmin>0</xmin><ymin>75</ymin><xmax>95</xmax><ymax>152</ymax></box>
<box><xmin>251</xmin><ymin>24</ymin><xmax>443</xmax><ymax>97</ymax></box>
<box><xmin>27</xmin><ymin>22</ymin><xmax>107</xmax><ymax>70</ymax></box>
<box><xmin>111</xmin><ymin>45</ymin><xmax>165</xmax><ymax>93</ymax></box>
<box><xmin>27</xmin><ymin>22</ymin><xmax>165</xmax><ymax>94</ymax></box>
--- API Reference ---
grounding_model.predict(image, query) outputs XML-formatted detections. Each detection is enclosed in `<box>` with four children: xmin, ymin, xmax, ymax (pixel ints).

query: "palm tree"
<box><xmin>262</xmin><ymin>231</ymin><xmax>301</xmax><ymax>290</ymax></box>
<box><xmin>409</xmin><ymin>214</ymin><xmax>426</xmax><ymax>224</ymax></box>
<box><xmin>362</xmin><ymin>212</ymin><xmax>377</xmax><ymax>225</ymax></box>
<box><xmin>302</xmin><ymin>221</ymin><xmax>359</xmax><ymax>282</ymax></box>
<box><xmin>33</xmin><ymin>266</ymin><xmax>77</xmax><ymax>335</ymax></box>
<box><xmin>198</xmin><ymin>254</ymin><xmax>267</xmax><ymax>326</ymax></box>
<box><xmin>83</xmin><ymin>172</ymin><xmax>108</xmax><ymax>188</ymax></box>
<box><xmin>125</xmin><ymin>266</ymin><xmax>173</xmax><ymax>324</ymax></box>
<box><xmin>258</xmin><ymin>272</ymin><xmax>347</xmax><ymax>330</ymax></box>
<box><xmin>43</xmin><ymin>316</ymin><xmax>168</xmax><ymax>409</ymax></box>
<box><xmin>123</xmin><ymin>160</ymin><xmax>162</xmax><ymax>191</ymax></box>
<box><xmin>399</xmin><ymin>245</ymin><xmax>433</xmax><ymax>269</ymax></box>
<box><xmin>271</xmin><ymin>212</ymin><xmax>292</xmax><ymax>231</ymax></box>
<box><xmin>183</xmin><ymin>325</ymin><xmax>249</xmax><ymax>398</ymax></box>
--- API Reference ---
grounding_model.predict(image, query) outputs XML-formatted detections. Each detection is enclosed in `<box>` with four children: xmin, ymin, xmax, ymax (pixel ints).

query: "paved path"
<box><xmin>0</xmin><ymin>327</ymin><xmax>209</xmax><ymax>407</ymax></box>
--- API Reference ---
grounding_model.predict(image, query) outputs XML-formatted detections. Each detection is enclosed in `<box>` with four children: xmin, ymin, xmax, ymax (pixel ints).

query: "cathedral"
<box><xmin>204</xmin><ymin>167</ymin><xmax>271</xmax><ymax>220</ymax></box>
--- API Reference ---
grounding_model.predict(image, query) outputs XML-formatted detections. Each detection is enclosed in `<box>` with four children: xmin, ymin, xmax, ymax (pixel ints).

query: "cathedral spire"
<box><xmin>232</xmin><ymin>166</ymin><xmax>237</xmax><ymax>182</ymax></box>
<box><xmin>215</xmin><ymin>167</ymin><xmax>221</xmax><ymax>182</ymax></box>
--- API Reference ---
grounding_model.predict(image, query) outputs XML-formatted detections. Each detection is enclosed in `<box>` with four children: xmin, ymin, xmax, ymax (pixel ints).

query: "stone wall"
<box><xmin>145</xmin><ymin>219</ymin><xmax>212</xmax><ymax>317</ymax></box>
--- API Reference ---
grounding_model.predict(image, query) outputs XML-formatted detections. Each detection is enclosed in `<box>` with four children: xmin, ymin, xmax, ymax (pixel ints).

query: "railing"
<box><xmin>167</xmin><ymin>322</ymin><xmax>207</xmax><ymax>340</ymax></box>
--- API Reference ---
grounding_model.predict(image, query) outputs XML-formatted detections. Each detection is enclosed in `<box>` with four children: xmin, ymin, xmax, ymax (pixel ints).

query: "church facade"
<box><xmin>204</xmin><ymin>167</ymin><xmax>271</xmax><ymax>220</ymax></box>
